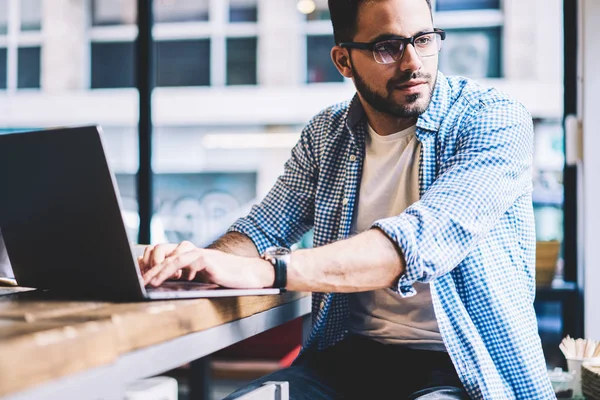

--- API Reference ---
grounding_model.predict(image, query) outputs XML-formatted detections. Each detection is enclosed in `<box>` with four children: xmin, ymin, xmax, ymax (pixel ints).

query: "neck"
<box><xmin>360</xmin><ymin>100</ymin><xmax>417</xmax><ymax>136</ymax></box>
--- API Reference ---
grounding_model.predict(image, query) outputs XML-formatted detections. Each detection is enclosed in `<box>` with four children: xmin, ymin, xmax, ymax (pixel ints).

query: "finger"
<box><xmin>181</xmin><ymin>268</ymin><xmax>197</xmax><ymax>281</ymax></box>
<box><xmin>172</xmin><ymin>270</ymin><xmax>183</xmax><ymax>280</ymax></box>
<box><xmin>164</xmin><ymin>242</ymin><xmax>195</xmax><ymax>281</ymax></box>
<box><xmin>151</xmin><ymin>244</ymin><xmax>174</xmax><ymax>269</ymax></box>
<box><xmin>137</xmin><ymin>256</ymin><xmax>146</xmax><ymax>273</ymax></box>
<box><xmin>143</xmin><ymin>261</ymin><xmax>165</xmax><ymax>285</ymax></box>
<box><xmin>150</xmin><ymin>250</ymin><xmax>206</xmax><ymax>287</ymax></box>
<box><xmin>167</xmin><ymin>241</ymin><xmax>196</xmax><ymax>258</ymax></box>
<box><xmin>141</xmin><ymin>245</ymin><xmax>156</xmax><ymax>271</ymax></box>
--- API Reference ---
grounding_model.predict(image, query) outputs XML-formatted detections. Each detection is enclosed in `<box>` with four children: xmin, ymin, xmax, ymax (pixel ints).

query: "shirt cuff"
<box><xmin>227</xmin><ymin>218</ymin><xmax>272</xmax><ymax>256</ymax></box>
<box><xmin>372</xmin><ymin>216</ymin><xmax>420</xmax><ymax>298</ymax></box>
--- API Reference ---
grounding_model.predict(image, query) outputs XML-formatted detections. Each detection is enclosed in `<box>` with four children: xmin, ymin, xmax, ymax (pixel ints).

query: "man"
<box><xmin>140</xmin><ymin>0</ymin><xmax>555</xmax><ymax>398</ymax></box>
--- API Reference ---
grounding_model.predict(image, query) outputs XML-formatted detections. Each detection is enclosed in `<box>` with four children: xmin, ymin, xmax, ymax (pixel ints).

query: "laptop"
<box><xmin>0</xmin><ymin>126</ymin><xmax>280</xmax><ymax>301</ymax></box>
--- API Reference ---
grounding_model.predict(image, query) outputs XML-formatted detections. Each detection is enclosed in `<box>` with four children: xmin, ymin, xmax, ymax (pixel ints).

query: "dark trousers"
<box><xmin>224</xmin><ymin>334</ymin><xmax>468</xmax><ymax>399</ymax></box>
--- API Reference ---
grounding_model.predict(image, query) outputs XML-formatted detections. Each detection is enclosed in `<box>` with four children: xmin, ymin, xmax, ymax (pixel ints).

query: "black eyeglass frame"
<box><xmin>339</xmin><ymin>29</ymin><xmax>446</xmax><ymax>63</ymax></box>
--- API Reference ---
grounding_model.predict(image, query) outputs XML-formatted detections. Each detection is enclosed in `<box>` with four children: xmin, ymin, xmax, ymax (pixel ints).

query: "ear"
<box><xmin>331</xmin><ymin>46</ymin><xmax>354</xmax><ymax>79</ymax></box>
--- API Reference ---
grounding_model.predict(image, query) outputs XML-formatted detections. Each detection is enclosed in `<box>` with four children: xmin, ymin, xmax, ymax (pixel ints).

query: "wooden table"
<box><xmin>0</xmin><ymin>288</ymin><xmax>311</xmax><ymax>400</ymax></box>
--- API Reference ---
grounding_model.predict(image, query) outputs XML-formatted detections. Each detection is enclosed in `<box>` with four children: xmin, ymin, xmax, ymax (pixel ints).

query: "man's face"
<box><xmin>349</xmin><ymin>0</ymin><xmax>438</xmax><ymax>118</ymax></box>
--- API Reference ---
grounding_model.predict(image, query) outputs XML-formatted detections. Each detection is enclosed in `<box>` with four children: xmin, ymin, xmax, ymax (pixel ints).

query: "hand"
<box><xmin>142</xmin><ymin>245</ymin><xmax>275</xmax><ymax>289</ymax></box>
<box><xmin>138</xmin><ymin>241</ymin><xmax>197</xmax><ymax>281</ymax></box>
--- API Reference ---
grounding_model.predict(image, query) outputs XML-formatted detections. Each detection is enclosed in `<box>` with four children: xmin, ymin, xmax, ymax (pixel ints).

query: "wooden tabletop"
<box><xmin>0</xmin><ymin>288</ymin><xmax>308</xmax><ymax>397</ymax></box>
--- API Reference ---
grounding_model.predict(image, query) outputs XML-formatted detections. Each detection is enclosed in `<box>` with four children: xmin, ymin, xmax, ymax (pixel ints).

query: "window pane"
<box><xmin>0</xmin><ymin>47</ymin><xmax>6</xmax><ymax>89</ymax></box>
<box><xmin>21</xmin><ymin>0</ymin><xmax>42</xmax><ymax>31</ymax></box>
<box><xmin>92</xmin><ymin>0</ymin><xmax>136</xmax><ymax>26</ymax></box>
<box><xmin>226</xmin><ymin>37</ymin><xmax>257</xmax><ymax>85</ymax></box>
<box><xmin>307</xmin><ymin>35</ymin><xmax>343</xmax><ymax>83</ymax></box>
<box><xmin>436</xmin><ymin>0</ymin><xmax>500</xmax><ymax>11</ymax></box>
<box><xmin>156</xmin><ymin>39</ymin><xmax>210</xmax><ymax>87</ymax></box>
<box><xmin>116</xmin><ymin>171</ymin><xmax>253</xmax><ymax>246</ymax></box>
<box><xmin>155</xmin><ymin>0</ymin><xmax>209</xmax><ymax>23</ymax></box>
<box><xmin>229</xmin><ymin>0</ymin><xmax>257</xmax><ymax>22</ymax></box>
<box><xmin>17</xmin><ymin>47</ymin><xmax>40</xmax><ymax>89</ymax></box>
<box><xmin>91</xmin><ymin>41</ymin><xmax>135</xmax><ymax>88</ymax></box>
<box><xmin>0</xmin><ymin>0</ymin><xmax>7</xmax><ymax>34</ymax></box>
<box><xmin>439</xmin><ymin>27</ymin><xmax>502</xmax><ymax>78</ymax></box>
<box><xmin>306</xmin><ymin>0</ymin><xmax>330</xmax><ymax>21</ymax></box>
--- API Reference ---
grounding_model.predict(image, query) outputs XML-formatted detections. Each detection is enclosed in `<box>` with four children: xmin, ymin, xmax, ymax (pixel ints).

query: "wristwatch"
<box><xmin>261</xmin><ymin>246</ymin><xmax>291</xmax><ymax>289</ymax></box>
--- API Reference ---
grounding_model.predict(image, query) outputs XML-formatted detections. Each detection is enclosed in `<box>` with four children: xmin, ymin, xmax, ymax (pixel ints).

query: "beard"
<box><xmin>352</xmin><ymin>65</ymin><xmax>436</xmax><ymax>119</ymax></box>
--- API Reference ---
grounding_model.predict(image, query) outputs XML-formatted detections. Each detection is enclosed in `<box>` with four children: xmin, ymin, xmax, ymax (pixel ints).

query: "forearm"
<box><xmin>207</xmin><ymin>232</ymin><xmax>260</xmax><ymax>258</ymax></box>
<box><xmin>286</xmin><ymin>228</ymin><xmax>405</xmax><ymax>292</ymax></box>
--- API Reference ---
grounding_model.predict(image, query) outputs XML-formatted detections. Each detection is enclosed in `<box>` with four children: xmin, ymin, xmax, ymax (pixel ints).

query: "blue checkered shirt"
<box><xmin>229</xmin><ymin>72</ymin><xmax>555</xmax><ymax>399</ymax></box>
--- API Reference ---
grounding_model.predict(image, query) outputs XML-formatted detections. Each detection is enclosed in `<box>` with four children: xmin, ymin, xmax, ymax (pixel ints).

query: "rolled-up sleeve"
<box><xmin>373</xmin><ymin>99</ymin><xmax>534</xmax><ymax>297</ymax></box>
<box><xmin>228</xmin><ymin>120</ymin><xmax>319</xmax><ymax>255</ymax></box>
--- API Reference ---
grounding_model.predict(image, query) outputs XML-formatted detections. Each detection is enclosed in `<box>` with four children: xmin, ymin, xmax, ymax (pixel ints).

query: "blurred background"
<box><xmin>0</xmin><ymin>0</ymin><xmax>574</xmax><ymax>399</ymax></box>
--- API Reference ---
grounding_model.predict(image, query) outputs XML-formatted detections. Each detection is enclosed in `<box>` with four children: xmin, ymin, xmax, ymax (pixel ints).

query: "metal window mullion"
<box><xmin>153</xmin><ymin>22</ymin><xmax>212</xmax><ymax>40</ymax></box>
<box><xmin>223</xmin><ymin>22</ymin><xmax>257</xmax><ymax>36</ymax></box>
<box><xmin>90</xmin><ymin>25</ymin><xmax>138</xmax><ymax>42</ymax></box>
<box><xmin>15</xmin><ymin>32</ymin><xmax>42</xmax><ymax>47</ymax></box>
<box><xmin>136</xmin><ymin>0</ymin><xmax>154</xmax><ymax>245</ymax></box>
<box><xmin>6</xmin><ymin>0</ymin><xmax>19</xmax><ymax>92</ymax></box>
<box><xmin>434</xmin><ymin>10</ymin><xmax>504</xmax><ymax>29</ymax></box>
<box><xmin>210</xmin><ymin>0</ymin><xmax>227</xmax><ymax>87</ymax></box>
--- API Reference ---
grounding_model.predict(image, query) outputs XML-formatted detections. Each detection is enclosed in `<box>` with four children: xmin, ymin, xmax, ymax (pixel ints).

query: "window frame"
<box><xmin>89</xmin><ymin>0</ymin><xmax>258</xmax><ymax>88</ymax></box>
<box><xmin>433</xmin><ymin>0</ymin><xmax>504</xmax><ymax>78</ymax></box>
<box><xmin>304</xmin><ymin>10</ymin><xmax>348</xmax><ymax>85</ymax></box>
<box><xmin>1</xmin><ymin>0</ymin><xmax>42</xmax><ymax>92</ymax></box>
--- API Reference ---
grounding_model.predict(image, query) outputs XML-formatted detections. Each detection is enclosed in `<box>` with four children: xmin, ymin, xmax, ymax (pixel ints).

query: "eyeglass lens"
<box><xmin>373</xmin><ymin>33</ymin><xmax>442</xmax><ymax>64</ymax></box>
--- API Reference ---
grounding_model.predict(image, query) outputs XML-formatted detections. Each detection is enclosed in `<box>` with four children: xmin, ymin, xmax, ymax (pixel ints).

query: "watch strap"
<box><xmin>272</xmin><ymin>257</ymin><xmax>287</xmax><ymax>289</ymax></box>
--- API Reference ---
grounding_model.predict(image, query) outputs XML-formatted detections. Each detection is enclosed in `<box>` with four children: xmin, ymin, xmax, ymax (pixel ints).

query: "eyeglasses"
<box><xmin>339</xmin><ymin>29</ymin><xmax>446</xmax><ymax>65</ymax></box>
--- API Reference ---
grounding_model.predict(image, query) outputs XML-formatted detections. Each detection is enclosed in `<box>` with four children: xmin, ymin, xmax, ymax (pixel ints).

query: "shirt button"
<box><xmin>319</xmin><ymin>300</ymin><xmax>326</xmax><ymax>310</ymax></box>
<box><xmin>342</xmin><ymin>198</ymin><xmax>349</xmax><ymax>206</ymax></box>
<box><xmin>349</xmin><ymin>155</ymin><xmax>357</xmax><ymax>162</ymax></box>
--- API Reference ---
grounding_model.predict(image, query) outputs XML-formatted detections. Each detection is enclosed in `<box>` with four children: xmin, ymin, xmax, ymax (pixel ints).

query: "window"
<box><xmin>305</xmin><ymin>1</ymin><xmax>343</xmax><ymax>84</ymax></box>
<box><xmin>226</xmin><ymin>37</ymin><xmax>257</xmax><ymax>85</ymax></box>
<box><xmin>0</xmin><ymin>0</ymin><xmax>7</xmax><ymax>34</ymax></box>
<box><xmin>307</xmin><ymin>35</ymin><xmax>343</xmax><ymax>83</ymax></box>
<box><xmin>91</xmin><ymin>0</ymin><xmax>257</xmax><ymax>88</ymax></box>
<box><xmin>17</xmin><ymin>46</ymin><xmax>40</xmax><ymax>88</ymax></box>
<box><xmin>434</xmin><ymin>0</ymin><xmax>504</xmax><ymax>79</ymax></box>
<box><xmin>20</xmin><ymin>0</ymin><xmax>42</xmax><ymax>31</ymax></box>
<box><xmin>154</xmin><ymin>0</ymin><xmax>209</xmax><ymax>23</ymax></box>
<box><xmin>229</xmin><ymin>0</ymin><xmax>257</xmax><ymax>23</ymax></box>
<box><xmin>0</xmin><ymin>47</ymin><xmax>6</xmax><ymax>89</ymax></box>
<box><xmin>305</xmin><ymin>0</ymin><xmax>330</xmax><ymax>21</ymax></box>
<box><xmin>157</xmin><ymin>39</ymin><xmax>211</xmax><ymax>87</ymax></box>
<box><xmin>435</xmin><ymin>0</ymin><xmax>500</xmax><ymax>12</ymax></box>
<box><xmin>0</xmin><ymin>1</ymin><xmax>42</xmax><ymax>91</ymax></box>
<box><xmin>92</xmin><ymin>0</ymin><xmax>136</xmax><ymax>26</ymax></box>
<box><xmin>0</xmin><ymin>0</ymin><xmax>5</xmax><ymax>89</ymax></box>
<box><xmin>91</xmin><ymin>41</ymin><xmax>135</xmax><ymax>88</ymax></box>
<box><xmin>91</xmin><ymin>39</ymin><xmax>212</xmax><ymax>88</ymax></box>
<box><xmin>439</xmin><ymin>27</ymin><xmax>502</xmax><ymax>78</ymax></box>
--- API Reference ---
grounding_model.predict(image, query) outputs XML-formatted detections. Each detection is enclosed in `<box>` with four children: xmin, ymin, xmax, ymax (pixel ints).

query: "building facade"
<box><xmin>0</xmin><ymin>0</ymin><xmax>564</xmax><ymax>246</ymax></box>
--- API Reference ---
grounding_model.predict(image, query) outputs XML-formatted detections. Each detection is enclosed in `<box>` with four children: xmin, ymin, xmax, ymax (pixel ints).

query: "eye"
<box><xmin>415</xmin><ymin>34</ymin><xmax>434</xmax><ymax>47</ymax></box>
<box><xmin>374</xmin><ymin>40</ymin><xmax>402</xmax><ymax>55</ymax></box>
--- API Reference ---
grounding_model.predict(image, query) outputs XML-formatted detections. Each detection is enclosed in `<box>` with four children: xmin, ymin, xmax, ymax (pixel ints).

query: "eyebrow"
<box><xmin>366</xmin><ymin>28</ymin><xmax>434</xmax><ymax>43</ymax></box>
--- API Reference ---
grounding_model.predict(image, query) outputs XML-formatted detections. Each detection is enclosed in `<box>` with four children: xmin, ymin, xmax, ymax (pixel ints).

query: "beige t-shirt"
<box><xmin>346</xmin><ymin>123</ymin><xmax>445</xmax><ymax>351</ymax></box>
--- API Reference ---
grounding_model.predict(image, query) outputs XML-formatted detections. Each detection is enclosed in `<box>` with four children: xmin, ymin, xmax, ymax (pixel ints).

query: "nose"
<box><xmin>398</xmin><ymin>44</ymin><xmax>423</xmax><ymax>74</ymax></box>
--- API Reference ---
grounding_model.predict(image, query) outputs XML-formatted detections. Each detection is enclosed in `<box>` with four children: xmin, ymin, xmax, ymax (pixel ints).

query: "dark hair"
<box><xmin>328</xmin><ymin>0</ymin><xmax>433</xmax><ymax>44</ymax></box>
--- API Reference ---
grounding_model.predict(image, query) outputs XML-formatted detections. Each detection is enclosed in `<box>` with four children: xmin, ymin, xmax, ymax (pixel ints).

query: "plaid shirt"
<box><xmin>229</xmin><ymin>72</ymin><xmax>555</xmax><ymax>399</ymax></box>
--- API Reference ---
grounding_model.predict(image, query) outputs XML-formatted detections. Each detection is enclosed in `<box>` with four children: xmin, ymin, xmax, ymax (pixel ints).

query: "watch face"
<box><xmin>264</xmin><ymin>246</ymin><xmax>291</xmax><ymax>257</ymax></box>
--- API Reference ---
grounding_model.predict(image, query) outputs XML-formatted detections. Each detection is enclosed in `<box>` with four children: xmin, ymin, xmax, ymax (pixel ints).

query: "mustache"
<box><xmin>387</xmin><ymin>71</ymin><xmax>432</xmax><ymax>90</ymax></box>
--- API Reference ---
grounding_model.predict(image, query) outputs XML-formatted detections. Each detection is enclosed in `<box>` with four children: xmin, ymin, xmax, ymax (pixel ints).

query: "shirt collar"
<box><xmin>416</xmin><ymin>71</ymin><xmax>451</xmax><ymax>133</ymax></box>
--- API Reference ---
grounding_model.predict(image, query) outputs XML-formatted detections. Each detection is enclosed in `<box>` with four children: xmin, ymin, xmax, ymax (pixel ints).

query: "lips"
<box><xmin>396</xmin><ymin>80</ymin><xmax>427</xmax><ymax>90</ymax></box>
